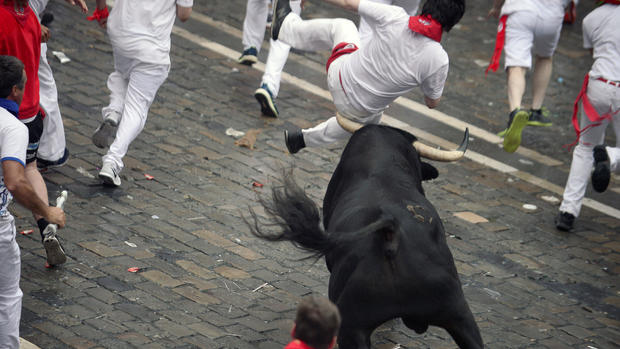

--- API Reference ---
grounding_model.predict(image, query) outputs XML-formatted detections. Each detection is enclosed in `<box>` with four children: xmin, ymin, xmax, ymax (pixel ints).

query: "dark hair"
<box><xmin>0</xmin><ymin>55</ymin><xmax>25</xmax><ymax>98</ymax></box>
<box><xmin>420</xmin><ymin>0</ymin><xmax>465</xmax><ymax>32</ymax></box>
<box><xmin>293</xmin><ymin>296</ymin><xmax>341</xmax><ymax>349</ymax></box>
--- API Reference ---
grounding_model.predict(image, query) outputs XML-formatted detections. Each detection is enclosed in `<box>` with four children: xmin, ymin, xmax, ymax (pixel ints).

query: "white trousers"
<box><xmin>358</xmin><ymin>0</ymin><xmax>419</xmax><ymax>46</ymax></box>
<box><xmin>102</xmin><ymin>52</ymin><xmax>169</xmax><ymax>172</ymax></box>
<box><xmin>38</xmin><ymin>43</ymin><xmax>66</xmax><ymax>162</ymax></box>
<box><xmin>0</xmin><ymin>215</ymin><xmax>22</xmax><ymax>349</ymax></box>
<box><xmin>241</xmin><ymin>0</ymin><xmax>301</xmax><ymax>96</ymax></box>
<box><xmin>560</xmin><ymin>79</ymin><xmax>620</xmax><ymax>217</ymax></box>
<box><xmin>279</xmin><ymin>13</ymin><xmax>381</xmax><ymax>147</ymax></box>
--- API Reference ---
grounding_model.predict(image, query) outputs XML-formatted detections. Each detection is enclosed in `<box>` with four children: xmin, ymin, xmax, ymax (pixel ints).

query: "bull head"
<box><xmin>336</xmin><ymin>113</ymin><xmax>469</xmax><ymax>162</ymax></box>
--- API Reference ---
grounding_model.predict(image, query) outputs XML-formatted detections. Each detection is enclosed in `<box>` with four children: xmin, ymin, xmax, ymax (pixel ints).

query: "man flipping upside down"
<box><xmin>271</xmin><ymin>0</ymin><xmax>465</xmax><ymax>154</ymax></box>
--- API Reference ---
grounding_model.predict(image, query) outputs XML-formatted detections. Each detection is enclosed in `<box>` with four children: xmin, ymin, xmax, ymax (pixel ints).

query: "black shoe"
<box><xmin>528</xmin><ymin>108</ymin><xmax>552</xmax><ymax>127</ymax></box>
<box><xmin>555</xmin><ymin>211</ymin><xmax>575</xmax><ymax>232</ymax></box>
<box><xmin>284</xmin><ymin>129</ymin><xmax>305</xmax><ymax>154</ymax></box>
<box><xmin>37</xmin><ymin>148</ymin><xmax>69</xmax><ymax>171</ymax></box>
<box><xmin>271</xmin><ymin>0</ymin><xmax>292</xmax><ymax>41</ymax></box>
<box><xmin>592</xmin><ymin>145</ymin><xmax>610</xmax><ymax>193</ymax></box>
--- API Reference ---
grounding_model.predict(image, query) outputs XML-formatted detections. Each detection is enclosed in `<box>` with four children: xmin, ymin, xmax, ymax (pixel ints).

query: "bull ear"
<box><xmin>420</xmin><ymin>162</ymin><xmax>438</xmax><ymax>181</ymax></box>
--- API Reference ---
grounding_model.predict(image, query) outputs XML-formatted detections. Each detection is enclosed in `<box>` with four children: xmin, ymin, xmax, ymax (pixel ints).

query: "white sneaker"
<box><xmin>92</xmin><ymin>111</ymin><xmax>121</xmax><ymax>149</ymax></box>
<box><xmin>99</xmin><ymin>162</ymin><xmax>121</xmax><ymax>187</ymax></box>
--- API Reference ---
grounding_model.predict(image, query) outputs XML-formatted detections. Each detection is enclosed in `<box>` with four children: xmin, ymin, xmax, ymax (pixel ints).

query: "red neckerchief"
<box><xmin>599</xmin><ymin>0</ymin><xmax>620</xmax><ymax>5</ymax></box>
<box><xmin>408</xmin><ymin>15</ymin><xmax>442</xmax><ymax>42</ymax></box>
<box><xmin>284</xmin><ymin>339</ymin><xmax>315</xmax><ymax>349</ymax></box>
<box><xmin>486</xmin><ymin>15</ymin><xmax>508</xmax><ymax>75</ymax></box>
<box><xmin>0</xmin><ymin>0</ymin><xmax>32</xmax><ymax>26</ymax></box>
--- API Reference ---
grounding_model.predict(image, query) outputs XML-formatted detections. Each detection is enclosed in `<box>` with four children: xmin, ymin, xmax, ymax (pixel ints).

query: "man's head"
<box><xmin>420</xmin><ymin>0</ymin><xmax>465</xmax><ymax>32</ymax></box>
<box><xmin>0</xmin><ymin>55</ymin><xmax>26</xmax><ymax>105</ymax></box>
<box><xmin>292</xmin><ymin>296</ymin><xmax>341</xmax><ymax>349</ymax></box>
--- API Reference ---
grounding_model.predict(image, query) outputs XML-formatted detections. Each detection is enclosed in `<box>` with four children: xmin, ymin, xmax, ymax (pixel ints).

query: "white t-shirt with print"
<box><xmin>107</xmin><ymin>0</ymin><xmax>194</xmax><ymax>65</ymax></box>
<box><xmin>0</xmin><ymin>108</ymin><xmax>28</xmax><ymax>217</ymax></box>
<box><xmin>583</xmin><ymin>4</ymin><xmax>620</xmax><ymax>81</ymax></box>
<box><xmin>340</xmin><ymin>0</ymin><xmax>449</xmax><ymax>115</ymax></box>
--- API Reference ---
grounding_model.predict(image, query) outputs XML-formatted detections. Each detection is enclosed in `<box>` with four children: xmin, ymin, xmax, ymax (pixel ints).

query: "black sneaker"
<box><xmin>37</xmin><ymin>148</ymin><xmax>69</xmax><ymax>171</ymax></box>
<box><xmin>284</xmin><ymin>129</ymin><xmax>305</xmax><ymax>154</ymax></box>
<box><xmin>271</xmin><ymin>0</ymin><xmax>292</xmax><ymax>41</ymax></box>
<box><xmin>592</xmin><ymin>145</ymin><xmax>610</xmax><ymax>193</ymax></box>
<box><xmin>528</xmin><ymin>108</ymin><xmax>552</xmax><ymax>127</ymax></box>
<box><xmin>238</xmin><ymin>46</ymin><xmax>258</xmax><ymax>66</ymax></box>
<box><xmin>254</xmin><ymin>83</ymin><xmax>279</xmax><ymax>117</ymax></box>
<box><xmin>555</xmin><ymin>211</ymin><xmax>575</xmax><ymax>232</ymax></box>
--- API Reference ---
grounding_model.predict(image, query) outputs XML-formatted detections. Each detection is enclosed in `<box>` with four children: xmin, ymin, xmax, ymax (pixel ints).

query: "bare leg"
<box><xmin>507</xmin><ymin>66</ymin><xmax>527</xmax><ymax>111</ymax></box>
<box><xmin>531</xmin><ymin>56</ymin><xmax>553</xmax><ymax>110</ymax></box>
<box><xmin>25</xmin><ymin>161</ymin><xmax>49</xmax><ymax>221</ymax></box>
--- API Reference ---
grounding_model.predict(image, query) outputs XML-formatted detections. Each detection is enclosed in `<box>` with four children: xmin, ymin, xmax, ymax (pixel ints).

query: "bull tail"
<box><xmin>247</xmin><ymin>170</ymin><xmax>331</xmax><ymax>259</ymax></box>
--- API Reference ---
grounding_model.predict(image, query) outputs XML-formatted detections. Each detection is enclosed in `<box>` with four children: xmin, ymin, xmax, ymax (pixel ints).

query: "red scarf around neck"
<box><xmin>408</xmin><ymin>15</ymin><xmax>443</xmax><ymax>42</ymax></box>
<box><xmin>599</xmin><ymin>0</ymin><xmax>620</xmax><ymax>5</ymax></box>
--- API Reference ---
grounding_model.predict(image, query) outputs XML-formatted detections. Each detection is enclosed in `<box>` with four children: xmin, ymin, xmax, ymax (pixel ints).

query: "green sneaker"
<box><xmin>528</xmin><ymin>107</ymin><xmax>552</xmax><ymax>127</ymax></box>
<box><xmin>502</xmin><ymin>109</ymin><xmax>529</xmax><ymax>153</ymax></box>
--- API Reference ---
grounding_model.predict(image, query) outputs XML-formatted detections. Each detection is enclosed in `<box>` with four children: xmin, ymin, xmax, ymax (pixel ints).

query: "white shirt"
<box><xmin>107</xmin><ymin>0</ymin><xmax>193</xmax><ymax>65</ymax></box>
<box><xmin>583</xmin><ymin>4</ymin><xmax>620</xmax><ymax>81</ymax></box>
<box><xmin>500</xmin><ymin>0</ymin><xmax>568</xmax><ymax>18</ymax></box>
<box><xmin>341</xmin><ymin>0</ymin><xmax>449</xmax><ymax>115</ymax></box>
<box><xmin>0</xmin><ymin>108</ymin><xmax>28</xmax><ymax>217</ymax></box>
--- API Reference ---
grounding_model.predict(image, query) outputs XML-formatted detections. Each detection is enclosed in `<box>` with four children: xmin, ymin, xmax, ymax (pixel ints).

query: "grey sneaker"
<box><xmin>99</xmin><ymin>162</ymin><xmax>121</xmax><ymax>187</ymax></box>
<box><xmin>92</xmin><ymin>119</ymin><xmax>117</xmax><ymax>149</ymax></box>
<box><xmin>42</xmin><ymin>225</ymin><xmax>67</xmax><ymax>266</ymax></box>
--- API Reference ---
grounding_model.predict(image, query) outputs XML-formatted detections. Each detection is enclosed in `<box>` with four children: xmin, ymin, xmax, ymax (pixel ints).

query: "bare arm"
<box><xmin>488</xmin><ymin>0</ymin><xmax>504</xmax><ymax>18</ymax></box>
<box><xmin>64</xmin><ymin>0</ymin><xmax>88</xmax><ymax>13</ymax></box>
<box><xmin>177</xmin><ymin>5</ymin><xmax>192</xmax><ymax>22</ymax></box>
<box><xmin>2</xmin><ymin>160</ymin><xmax>65</xmax><ymax>227</ymax></box>
<box><xmin>424</xmin><ymin>95</ymin><xmax>440</xmax><ymax>109</ymax></box>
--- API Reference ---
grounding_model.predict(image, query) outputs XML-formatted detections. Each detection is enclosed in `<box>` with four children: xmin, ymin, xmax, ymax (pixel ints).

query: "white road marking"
<box><xmin>97</xmin><ymin>7</ymin><xmax>613</xmax><ymax>219</ymax></box>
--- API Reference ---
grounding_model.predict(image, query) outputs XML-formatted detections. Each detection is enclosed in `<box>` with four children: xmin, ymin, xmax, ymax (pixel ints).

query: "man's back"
<box><xmin>341</xmin><ymin>1</ymin><xmax>448</xmax><ymax>115</ymax></box>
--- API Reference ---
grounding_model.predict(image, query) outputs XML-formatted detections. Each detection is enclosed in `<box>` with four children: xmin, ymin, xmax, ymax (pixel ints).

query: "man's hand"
<box><xmin>41</xmin><ymin>24</ymin><xmax>51</xmax><ymax>43</ymax></box>
<box><xmin>45</xmin><ymin>206</ymin><xmax>66</xmax><ymax>228</ymax></box>
<box><xmin>64</xmin><ymin>0</ymin><xmax>88</xmax><ymax>13</ymax></box>
<box><xmin>424</xmin><ymin>95</ymin><xmax>440</xmax><ymax>109</ymax></box>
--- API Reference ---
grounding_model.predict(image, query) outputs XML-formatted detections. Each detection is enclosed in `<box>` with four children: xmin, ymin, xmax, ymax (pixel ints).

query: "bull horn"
<box><xmin>413</xmin><ymin>128</ymin><xmax>469</xmax><ymax>162</ymax></box>
<box><xmin>336</xmin><ymin>112</ymin><xmax>365</xmax><ymax>133</ymax></box>
<box><xmin>336</xmin><ymin>113</ymin><xmax>468</xmax><ymax>162</ymax></box>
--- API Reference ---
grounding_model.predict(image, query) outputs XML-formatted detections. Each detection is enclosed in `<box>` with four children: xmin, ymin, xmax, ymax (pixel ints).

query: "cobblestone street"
<box><xmin>10</xmin><ymin>0</ymin><xmax>620</xmax><ymax>348</ymax></box>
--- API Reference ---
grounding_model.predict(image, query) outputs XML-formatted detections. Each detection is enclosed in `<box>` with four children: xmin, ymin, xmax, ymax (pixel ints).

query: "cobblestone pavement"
<box><xmin>11</xmin><ymin>0</ymin><xmax>619</xmax><ymax>348</ymax></box>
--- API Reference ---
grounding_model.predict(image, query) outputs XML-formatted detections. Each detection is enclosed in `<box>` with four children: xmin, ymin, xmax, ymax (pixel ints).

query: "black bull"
<box><xmin>249</xmin><ymin>125</ymin><xmax>483</xmax><ymax>348</ymax></box>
